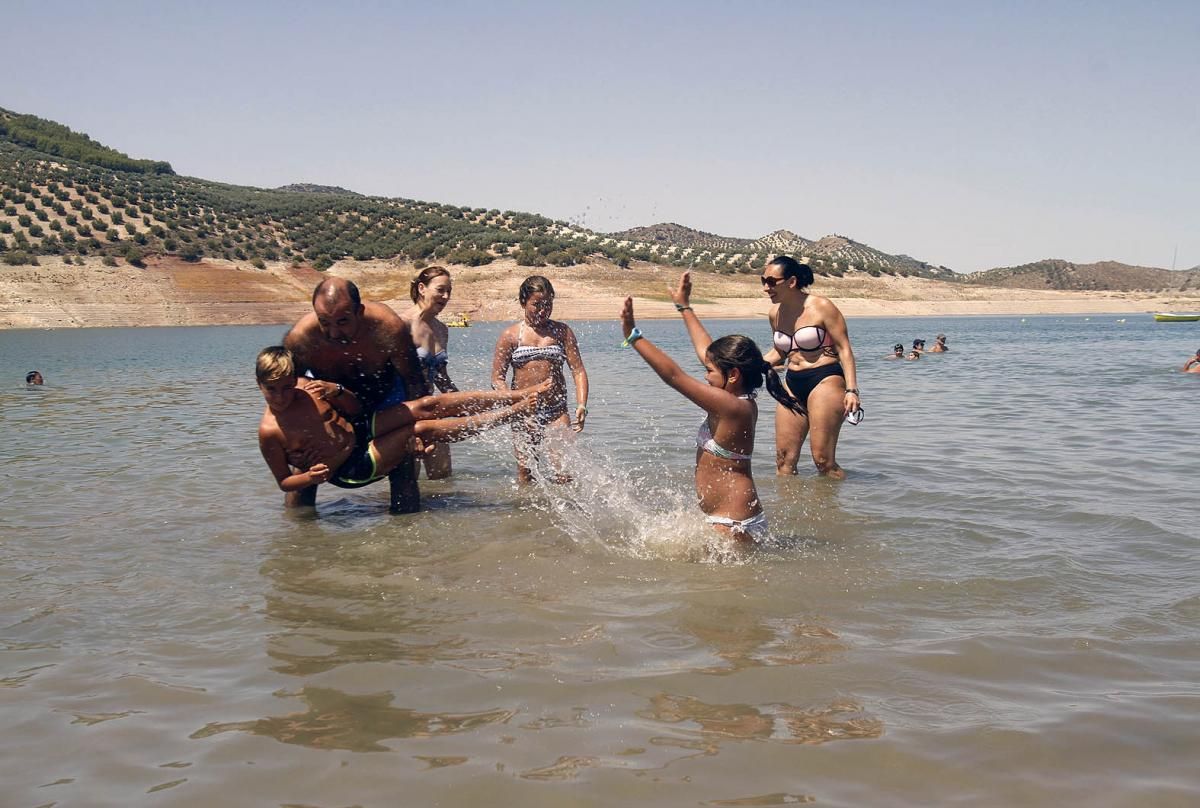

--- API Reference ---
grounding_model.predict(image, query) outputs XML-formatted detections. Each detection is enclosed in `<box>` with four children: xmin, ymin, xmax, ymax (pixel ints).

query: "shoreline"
<box><xmin>2</xmin><ymin>255</ymin><xmax>1198</xmax><ymax>329</ymax></box>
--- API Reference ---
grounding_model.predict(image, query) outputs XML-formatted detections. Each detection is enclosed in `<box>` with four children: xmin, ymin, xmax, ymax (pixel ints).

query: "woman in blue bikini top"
<box><xmin>760</xmin><ymin>256</ymin><xmax>861</xmax><ymax>479</ymax></box>
<box><xmin>405</xmin><ymin>266</ymin><xmax>459</xmax><ymax>479</ymax></box>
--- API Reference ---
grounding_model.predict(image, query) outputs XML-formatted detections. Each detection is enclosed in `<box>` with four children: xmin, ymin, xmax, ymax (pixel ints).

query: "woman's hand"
<box><xmin>842</xmin><ymin>390</ymin><xmax>860</xmax><ymax>417</ymax></box>
<box><xmin>573</xmin><ymin>404</ymin><xmax>588</xmax><ymax>433</ymax></box>
<box><xmin>620</xmin><ymin>297</ymin><xmax>636</xmax><ymax>337</ymax></box>
<box><xmin>669</xmin><ymin>271</ymin><xmax>692</xmax><ymax>307</ymax></box>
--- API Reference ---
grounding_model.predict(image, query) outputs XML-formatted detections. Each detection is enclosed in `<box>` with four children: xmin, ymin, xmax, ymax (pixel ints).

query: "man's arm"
<box><xmin>296</xmin><ymin>378</ymin><xmax>362</xmax><ymax>418</ymax></box>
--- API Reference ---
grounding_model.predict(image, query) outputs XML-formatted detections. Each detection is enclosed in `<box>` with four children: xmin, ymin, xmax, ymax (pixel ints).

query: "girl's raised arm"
<box><xmin>621</xmin><ymin>297</ymin><xmax>745</xmax><ymax>419</ymax></box>
<box><xmin>669</xmin><ymin>272</ymin><xmax>716</xmax><ymax>365</ymax></box>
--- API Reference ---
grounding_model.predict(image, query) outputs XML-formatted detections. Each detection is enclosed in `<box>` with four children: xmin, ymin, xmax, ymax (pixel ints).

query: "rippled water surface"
<box><xmin>2</xmin><ymin>315</ymin><xmax>1198</xmax><ymax>807</ymax></box>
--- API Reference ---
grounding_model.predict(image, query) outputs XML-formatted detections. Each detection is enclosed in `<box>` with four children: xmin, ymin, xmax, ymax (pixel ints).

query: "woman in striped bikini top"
<box><xmin>490</xmin><ymin>276</ymin><xmax>590</xmax><ymax>484</ymax></box>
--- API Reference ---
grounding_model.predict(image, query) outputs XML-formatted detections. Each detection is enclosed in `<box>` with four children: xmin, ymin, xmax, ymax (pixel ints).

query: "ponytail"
<box><xmin>705</xmin><ymin>335</ymin><xmax>806</xmax><ymax>415</ymax></box>
<box><xmin>762</xmin><ymin>362</ymin><xmax>808</xmax><ymax>415</ymax></box>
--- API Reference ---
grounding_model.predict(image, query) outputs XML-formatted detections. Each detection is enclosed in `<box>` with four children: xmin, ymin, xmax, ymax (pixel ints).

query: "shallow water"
<box><xmin>2</xmin><ymin>314</ymin><xmax>1198</xmax><ymax>807</ymax></box>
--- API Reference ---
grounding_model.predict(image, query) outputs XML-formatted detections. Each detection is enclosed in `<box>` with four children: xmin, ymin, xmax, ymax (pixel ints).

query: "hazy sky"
<box><xmin>6</xmin><ymin>0</ymin><xmax>1198</xmax><ymax>272</ymax></box>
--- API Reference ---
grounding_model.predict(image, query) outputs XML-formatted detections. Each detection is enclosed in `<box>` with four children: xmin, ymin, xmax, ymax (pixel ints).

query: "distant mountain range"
<box><xmin>1</xmin><ymin>107</ymin><xmax>1190</xmax><ymax>291</ymax></box>
<box><xmin>965</xmin><ymin>258</ymin><xmax>1200</xmax><ymax>292</ymax></box>
<box><xmin>611</xmin><ymin>223</ymin><xmax>954</xmax><ymax>279</ymax></box>
<box><xmin>274</xmin><ymin>183</ymin><xmax>362</xmax><ymax>196</ymax></box>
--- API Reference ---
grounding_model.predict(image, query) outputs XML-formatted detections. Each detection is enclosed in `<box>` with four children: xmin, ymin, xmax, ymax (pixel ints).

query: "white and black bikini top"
<box><xmin>511</xmin><ymin>323</ymin><xmax>566</xmax><ymax>367</ymax></box>
<box><xmin>695</xmin><ymin>393</ymin><xmax>756</xmax><ymax>461</ymax></box>
<box><xmin>772</xmin><ymin>325</ymin><xmax>831</xmax><ymax>354</ymax></box>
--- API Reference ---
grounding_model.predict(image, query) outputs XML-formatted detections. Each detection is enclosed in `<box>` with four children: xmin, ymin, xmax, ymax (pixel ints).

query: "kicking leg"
<box><xmin>413</xmin><ymin>394</ymin><xmax>539</xmax><ymax>444</ymax></box>
<box><xmin>406</xmin><ymin>379</ymin><xmax>553</xmax><ymax>420</ymax></box>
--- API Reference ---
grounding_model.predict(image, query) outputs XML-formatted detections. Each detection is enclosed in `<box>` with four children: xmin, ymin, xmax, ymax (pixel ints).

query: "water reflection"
<box><xmin>260</xmin><ymin>530</ymin><xmax>553</xmax><ymax>677</ymax></box>
<box><xmin>678</xmin><ymin>604</ymin><xmax>846</xmax><ymax>675</ymax></box>
<box><xmin>640</xmin><ymin>692</ymin><xmax>883</xmax><ymax>751</ymax></box>
<box><xmin>192</xmin><ymin>686</ymin><xmax>515</xmax><ymax>752</ymax></box>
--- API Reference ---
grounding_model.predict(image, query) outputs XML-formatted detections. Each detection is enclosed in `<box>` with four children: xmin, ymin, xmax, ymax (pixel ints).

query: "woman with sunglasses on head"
<box><xmin>760</xmin><ymin>256</ymin><xmax>860</xmax><ymax>479</ymax></box>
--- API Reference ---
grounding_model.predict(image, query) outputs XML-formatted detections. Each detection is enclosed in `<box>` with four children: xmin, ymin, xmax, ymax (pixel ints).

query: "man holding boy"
<box><xmin>283</xmin><ymin>277</ymin><xmax>427</xmax><ymax>512</ymax></box>
<box><xmin>256</xmin><ymin>346</ymin><xmax>545</xmax><ymax>498</ymax></box>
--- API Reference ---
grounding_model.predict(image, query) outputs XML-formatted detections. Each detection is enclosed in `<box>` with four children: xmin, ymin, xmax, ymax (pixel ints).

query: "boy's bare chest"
<box><xmin>279</xmin><ymin>407</ymin><xmax>352</xmax><ymax>451</ymax></box>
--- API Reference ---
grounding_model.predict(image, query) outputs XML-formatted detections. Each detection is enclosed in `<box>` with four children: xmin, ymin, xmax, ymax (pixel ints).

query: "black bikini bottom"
<box><xmin>785</xmin><ymin>363</ymin><xmax>844</xmax><ymax>402</ymax></box>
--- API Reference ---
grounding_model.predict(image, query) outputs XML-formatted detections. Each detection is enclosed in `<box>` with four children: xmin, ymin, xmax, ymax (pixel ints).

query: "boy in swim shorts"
<box><xmin>255</xmin><ymin>346</ymin><xmax>545</xmax><ymax>495</ymax></box>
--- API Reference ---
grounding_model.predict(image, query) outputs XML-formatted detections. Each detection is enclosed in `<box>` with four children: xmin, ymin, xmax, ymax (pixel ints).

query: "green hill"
<box><xmin>0</xmin><ymin>108</ymin><xmax>173</xmax><ymax>175</ymax></box>
<box><xmin>0</xmin><ymin>107</ymin><xmax>943</xmax><ymax>277</ymax></box>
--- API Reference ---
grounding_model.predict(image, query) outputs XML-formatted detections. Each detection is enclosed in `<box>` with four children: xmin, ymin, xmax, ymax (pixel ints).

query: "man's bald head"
<box><xmin>312</xmin><ymin>277</ymin><xmax>362</xmax><ymax>309</ymax></box>
<box><xmin>311</xmin><ymin>278</ymin><xmax>365</xmax><ymax>343</ymax></box>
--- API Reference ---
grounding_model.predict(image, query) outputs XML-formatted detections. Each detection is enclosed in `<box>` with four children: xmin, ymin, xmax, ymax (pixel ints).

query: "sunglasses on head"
<box><xmin>760</xmin><ymin>275</ymin><xmax>787</xmax><ymax>288</ymax></box>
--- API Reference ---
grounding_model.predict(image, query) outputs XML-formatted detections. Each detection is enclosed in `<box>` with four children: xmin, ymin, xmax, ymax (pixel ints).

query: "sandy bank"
<box><xmin>2</xmin><ymin>256</ymin><xmax>1198</xmax><ymax>329</ymax></box>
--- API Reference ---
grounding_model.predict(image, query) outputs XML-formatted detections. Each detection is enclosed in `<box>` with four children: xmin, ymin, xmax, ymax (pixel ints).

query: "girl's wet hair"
<box><xmin>410</xmin><ymin>266</ymin><xmax>451</xmax><ymax>303</ymax></box>
<box><xmin>767</xmin><ymin>255</ymin><xmax>815</xmax><ymax>289</ymax></box>
<box><xmin>518</xmin><ymin>275</ymin><xmax>555</xmax><ymax>304</ymax></box>
<box><xmin>706</xmin><ymin>335</ymin><xmax>807</xmax><ymax>415</ymax></box>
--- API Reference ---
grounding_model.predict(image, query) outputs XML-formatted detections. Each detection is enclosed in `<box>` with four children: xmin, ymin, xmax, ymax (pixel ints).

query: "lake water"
<box><xmin>2</xmin><ymin>314</ymin><xmax>1198</xmax><ymax>807</ymax></box>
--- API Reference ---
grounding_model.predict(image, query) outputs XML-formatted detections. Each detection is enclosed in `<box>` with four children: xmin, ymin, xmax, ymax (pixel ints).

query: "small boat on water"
<box><xmin>445</xmin><ymin>314</ymin><xmax>472</xmax><ymax>328</ymax></box>
<box><xmin>1153</xmin><ymin>312</ymin><xmax>1200</xmax><ymax>322</ymax></box>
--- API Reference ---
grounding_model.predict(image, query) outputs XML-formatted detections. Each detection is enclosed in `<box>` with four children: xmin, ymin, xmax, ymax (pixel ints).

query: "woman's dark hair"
<box><xmin>518</xmin><ymin>275</ymin><xmax>555</xmax><ymax>304</ymax></box>
<box><xmin>767</xmin><ymin>255</ymin><xmax>814</xmax><ymax>289</ymax></box>
<box><xmin>410</xmin><ymin>266</ymin><xmax>451</xmax><ymax>303</ymax></box>
<box><xmin>25</xmin><ymin>371</ymin><xmax>40</xmax><ymax>383</ymax></box>
<box><xmin>707</xmin><ymin>335</ymin><xmax>807</xmax><ymax>415</ymax></box>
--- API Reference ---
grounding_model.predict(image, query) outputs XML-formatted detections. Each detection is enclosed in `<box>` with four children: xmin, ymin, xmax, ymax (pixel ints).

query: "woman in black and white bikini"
<box><xmin>760</xmin><ymin>256</ymin><xmax>861</xmax><ymax>479</ymax></box>
<box><xmin>491</xmin><ymin>276</ymin><xmax>589</xmax><ymax>483</ymax></box>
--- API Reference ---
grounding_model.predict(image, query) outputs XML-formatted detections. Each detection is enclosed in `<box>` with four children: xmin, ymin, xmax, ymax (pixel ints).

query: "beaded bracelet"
<box><xmin>621</xmin><ymin>327</ymin><xmax>644</xmax><ymax>348</ymax></box>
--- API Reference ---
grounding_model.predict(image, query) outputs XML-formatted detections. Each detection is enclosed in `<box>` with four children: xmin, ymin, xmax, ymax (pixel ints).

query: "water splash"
<box><xmin>507</xmin><ymin>426</ymin><xmax>756</xmax><ymax>564</ymax></box>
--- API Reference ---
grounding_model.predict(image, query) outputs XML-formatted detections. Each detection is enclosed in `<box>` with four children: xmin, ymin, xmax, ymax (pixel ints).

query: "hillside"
<box><xmin>611</xmin><ymin>223</ymin><xmax>955</xmax><ymax>280</ymax></box>
<box><xmin>274</xmin><ymin>183</ymin><xmax>362</xmax><ymax>196</ymax></box>
<box><xmin>1</xmin><ymin>108</ymin><xmax>949</xmax><ymax>280</ymax></box>
<box><xmin>6</xmin><ymin>253</ymin><xmax>1198</xmax><ymax>330</ymax></box>
<box><xmin>0</xmin><ymin>107</ymin><xmax>173</xmax><ymax>175</ymax></box>
<box><xmin>966</xmin><ymin>258</ymin><xmax>1200</xmax><ymax>292</ymax></box>
<box><xmin>0</xmin><ymin>108</ymin><xmax>1183</xmax><ymax>294</ymax></box>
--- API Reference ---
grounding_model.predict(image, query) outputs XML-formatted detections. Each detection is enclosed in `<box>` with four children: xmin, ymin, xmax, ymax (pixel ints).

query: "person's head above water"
<box><xmin>893</xmin><ymin>343</ymin><xmax>904</xmax><ymax>354</ymax></box>
<box><xmin>410</xmin><ymin>266</ymin><xmax>452</xmax><ymax>307</ymax></box>
<box><xmin>913</xmin><ymin>339</ymin><xmax>925</xmax><ymax>349</ymax></box>
<box><xmin>311</xmin><ymin>278</ymin><xmax>364</xmax><ymax>344</ymax></box>
<box><xmin>936</xmin><ymin>334</ymin><xmax>947</xmax><ymax>343</ymax></box>
<box><xmin>255</xmin><ymin>346</ymin><xmax>299</xmax><ymax>413</ymax></box>
<box><xmin>706</xmin><ymin>334</ymin><xmax>807</xmax><ymax>414</ymax></box>
<box><xmin>25</xmin><ymin>370</ymin><xmax>43</xmax><ymax>385</ymax></box>
<box><xmin>518</xmin><ymin>275</ymin><xmax>555</xmax><ymax>304</ymax></box>
<box><xmin>256</xmin><ymin>346</ymin><xmax>296</xmax><ymax>384</ymax></box>
<box><xmin>518</xmin><ymin>276</ymin><xmax>555</xmax><ymax>325</ymax></box>
<box><xmin>761</xmin><ymin>256</ymin><xmax>814</xmax><ymax>300</ymax></box>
